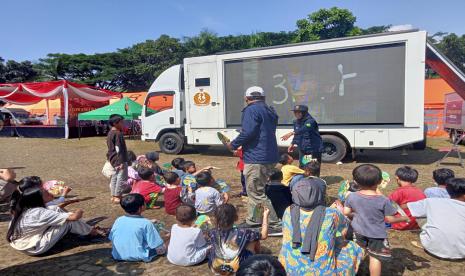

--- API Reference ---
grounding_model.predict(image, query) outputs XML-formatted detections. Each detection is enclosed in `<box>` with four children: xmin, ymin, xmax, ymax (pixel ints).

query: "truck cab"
<box><xmin>141</xmin><ymin>65</ymin><xmax>186</xmax><ymax>153</ymax></box>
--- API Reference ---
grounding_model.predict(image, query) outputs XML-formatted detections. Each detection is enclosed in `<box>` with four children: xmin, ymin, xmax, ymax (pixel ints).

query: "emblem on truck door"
<box><xmin>193</xmin><ymin>89</ymin><xmax>211</xmax><ymax>106</ymax></box>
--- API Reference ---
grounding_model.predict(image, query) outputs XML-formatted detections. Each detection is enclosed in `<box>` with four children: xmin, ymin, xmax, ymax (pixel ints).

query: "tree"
<box><xmin>0</xmin><ymin>59</ymin><xmax>37</xmax><ymax>83</ymax></box>
<box><xmin>361</xmin><ymin>25</ymin><xmax>391</xmax><ymax>35</ymax></box>
<box><xmin>294</xmin><ymin>7</ymin><xmax>360</xmax><ymax>42</ymax></box>
<box><xmin>435</xmin><ymin>33</ymin><xmax>465</xmax><ymax>73</ymax></box>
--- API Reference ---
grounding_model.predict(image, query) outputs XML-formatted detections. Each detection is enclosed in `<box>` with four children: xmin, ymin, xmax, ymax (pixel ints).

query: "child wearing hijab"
<box><xmin>279</xmin><ymin>180</ymin><xmax>363</xmax><ymax>275</ymax></box>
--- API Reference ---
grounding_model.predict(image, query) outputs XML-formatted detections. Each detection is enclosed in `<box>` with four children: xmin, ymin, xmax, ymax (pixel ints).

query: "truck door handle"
<box><xmin>169</xmin><ymin>117</ymin><xmax>174</xmax><ymax>124</ymax></box>
<box><xmin>211</xmin><ymin>102</ymin><xmax>220</xmax><ymax>106</ymax></box>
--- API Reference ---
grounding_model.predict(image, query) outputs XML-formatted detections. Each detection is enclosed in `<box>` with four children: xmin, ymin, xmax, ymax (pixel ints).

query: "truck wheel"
<box><xmin>159</xmin><ymin>132</ymin><xmax>184</xmax><ymax>154</ymax></box>
<box><xmin>321</xmin><ymin>135</ymin><xmax>347</xmax><ymax>163</ymax></box>
<box><xmin>413</xmin><ymin>123</ymin><xmax>428</xmax><ymax>150</ymax></box>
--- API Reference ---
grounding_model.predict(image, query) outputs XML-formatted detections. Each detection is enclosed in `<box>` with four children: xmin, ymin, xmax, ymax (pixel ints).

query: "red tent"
<box><xmin>0</xmin><ymin>80</ymin><xmax>121</xmax><ymax>138</ymax></box>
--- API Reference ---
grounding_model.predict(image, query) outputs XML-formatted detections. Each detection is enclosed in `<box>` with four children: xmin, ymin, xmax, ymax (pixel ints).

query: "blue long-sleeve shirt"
<box><xmin>231</xmin><ymin>101</ymin><xmax>279</xmax><ymax>164</ymax></box>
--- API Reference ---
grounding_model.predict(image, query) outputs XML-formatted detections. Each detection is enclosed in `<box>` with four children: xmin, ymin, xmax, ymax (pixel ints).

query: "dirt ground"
<box><xmin>0</xmin><ymin>136</ymin><xmax>464</xmax><ymax>275</ymax></box>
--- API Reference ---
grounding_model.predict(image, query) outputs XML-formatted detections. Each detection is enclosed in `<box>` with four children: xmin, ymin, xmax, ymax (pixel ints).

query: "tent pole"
<box><xmin>45</xmin><ymin>99</ymin><xmax>50</xmax><ymax>125</ymax></box>
<box><xmin>63</xmin><ymin>87</ymin><xmax>69</xmax><ymax>139</ymax></box>
<box><xmin>78</xmin><ymin>120</ymin><xmax>81</xmax><ymax>140</ymax></box>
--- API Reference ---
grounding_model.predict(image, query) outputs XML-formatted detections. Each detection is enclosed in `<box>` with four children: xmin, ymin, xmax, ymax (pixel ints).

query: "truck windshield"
<box><xmin>145</xmin><ymin>92</ymin><xmax>174</xmax><ymax>117</ymax></box>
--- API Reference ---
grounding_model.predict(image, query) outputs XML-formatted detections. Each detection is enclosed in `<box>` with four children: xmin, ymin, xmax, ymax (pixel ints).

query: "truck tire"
<box><xmin>159</xmin><ymin>132</ymin><xmax>184</xmax><ymax>154</ymax></box>
<box><xmin>321</xmin><ymin>135</ymin><xmax>347</xmax><ymax>163</ymax></box>
<box><xmin>412</xmin><ymin>123</ymin><xmax>428</xmax><ymax>150</ymax></box>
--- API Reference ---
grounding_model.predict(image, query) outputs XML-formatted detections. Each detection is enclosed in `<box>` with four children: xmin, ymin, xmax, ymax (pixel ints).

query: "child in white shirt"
<box><xmin>167</xmin><ymin>204</ymin><xmax>210</xmax><ymax>266</ymax></box>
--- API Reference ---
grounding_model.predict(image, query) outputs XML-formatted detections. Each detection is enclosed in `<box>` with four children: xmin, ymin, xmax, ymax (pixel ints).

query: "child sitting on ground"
<box><xmin>131</xmin><ymin>167</ymin><xmax>165</xmax><ymax>209</ymax></box>
<box><xmin>207</xmin><ymin>203</ymin><xmax>270</xmax><ymax>275</ymax></box>
<box><xmin>424</xmin><ymin>168</ymin><xmax>454</xmax><ymax>198</ymax></box>
<box><xmin>171</xmin><ymin>157</ymin><xmax>185</xmax><ymax>178</ymax></box>
<box><xmin>296</xmin><ymin>160</ymin><xmax>326</xmax><ymax>191</ymax></box>
<box><xmin>279</xmin><ymin>153</ymin><xmax>305</xmax><ymax>187</ymax></box>
<box><xmin>127</xmin><ymin>151</ymin><xmax>141</xmax><ymax>188</ymax></box>
<box><xmin>408</xmin><ymin>177</ymin><xmax>465</xmax><ymax>259</ymax></box>
<box><xmin>344</xmin><ymin>164</ymin><xmax>409</xmax><ymax>276</ymax></box>
<box><xmin>195</xmin><ymin>171</ymin><xmax>228</xmax><ymax>215</ymax></box>
<box><xmin>163</xmin><ymin>172</ymin><xmax>183</xmax><ymax>215</ymax></box>
<box><xmin>145</xmin><ymin>151</ymin><xmax>165</xmax><ymax>176</ymax></box>
<box><xmin>389</xmin><ymin>166</ymin><xmax>426</xmax><ymax>230</ymax></box>
<box><xmin>109</xmin><ymin>193</ymin><xmax>166</xmax><ymax>262</ymax></box>
<box><xmin>167</xmin><ymin>204</ymin><xmax>210</xmax><ymax>266</ymax></box>
<box><xmin>265</xmin><ymin>169</ymin><xmax>292</xmax><ymax>219</ymax></box>
<box><xmin>180</xmin><ymin>161</ymin><xmax>216</xmax><ymax>205</ymax></box>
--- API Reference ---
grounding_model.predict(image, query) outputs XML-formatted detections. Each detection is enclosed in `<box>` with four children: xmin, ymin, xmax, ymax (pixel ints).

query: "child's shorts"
<box><xmin>354</xmin><ymin>233</ymin><xmax>391</xmax><ymax>261</ymax></box>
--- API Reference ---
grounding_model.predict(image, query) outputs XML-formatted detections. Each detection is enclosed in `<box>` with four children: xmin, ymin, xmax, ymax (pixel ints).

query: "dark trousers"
<box><xmin>240</xmin><ymin>170</ymin><xmax>247</xmax><ymax>195</ymax></box>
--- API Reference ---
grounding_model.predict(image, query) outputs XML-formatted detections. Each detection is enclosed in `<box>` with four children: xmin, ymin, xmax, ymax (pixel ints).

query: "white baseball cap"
<box><xmin>245</xmin><ymin>86</ymin><xmax>265</xmax><ymax>97</ymax></box>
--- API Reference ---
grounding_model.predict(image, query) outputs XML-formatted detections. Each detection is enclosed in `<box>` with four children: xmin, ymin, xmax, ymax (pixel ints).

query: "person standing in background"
<box><xmin>107</xmin><ymin>114</ymin><xmax>128</xmax><ymax>204</ymax></box>
<box><xmin>227</xmin><ymin>86</ymin><xmax>282</xmax><ymax>236</ymax></box>
<box><xmin>281</xmin><ymin>105</ymin><xmax>323</xmax><ymax>170</ymax></box>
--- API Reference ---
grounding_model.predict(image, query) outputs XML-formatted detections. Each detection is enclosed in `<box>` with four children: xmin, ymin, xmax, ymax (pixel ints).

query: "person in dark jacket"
<box><xmin>281</xmin><ymin>105</ymin><xmax>323</xmax><ymax>167</ymax></box>
<box><xmin>227</xmin><ymin>86</ymin><xmax>282</xmax><ymax>235</ymax></box>
<box><xmin>107</xmin><ymin>114</ymin><xmax>128</xmax><ymax>204</ymax></box>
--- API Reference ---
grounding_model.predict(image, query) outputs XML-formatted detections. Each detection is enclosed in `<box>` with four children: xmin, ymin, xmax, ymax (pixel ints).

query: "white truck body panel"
<box><xmin>141</xmin><ymin>31</ymin><xmax>431</xmax><ymax>158</ymax></box>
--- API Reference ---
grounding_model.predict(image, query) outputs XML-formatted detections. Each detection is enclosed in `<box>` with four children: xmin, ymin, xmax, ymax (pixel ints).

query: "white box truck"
<box><xmin>140</xmin><ymin>30</ymin><xmax>465</xmax><ymax>162</ymax></box>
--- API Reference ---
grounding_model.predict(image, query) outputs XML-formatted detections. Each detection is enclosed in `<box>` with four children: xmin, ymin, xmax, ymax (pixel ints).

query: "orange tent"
<box><xmin>110</xmin><ymin>92</ymin><xmax>147</xmax><ymax>105</ymax></box>
<box><xmin>424</xmin><ymin>78</ymin><xmax>454</xmax><ymax>137</ymax></box>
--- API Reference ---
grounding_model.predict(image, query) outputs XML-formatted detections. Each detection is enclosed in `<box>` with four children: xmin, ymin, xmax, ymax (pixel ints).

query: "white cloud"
<box><xmin>388</xmin><ymin>24</ymin><xmax>415</xmax><ymax>32</ymax></box>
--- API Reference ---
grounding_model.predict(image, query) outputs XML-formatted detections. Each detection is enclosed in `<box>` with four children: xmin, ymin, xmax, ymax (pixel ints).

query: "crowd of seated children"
<box><xmin>388</xmin><ymin>166</ymin><xmax>426</xmax><ymax>230</ymax></box>
<box><xmin>344</xmin><ymin>164</ymin><xmax>410</xmax><ymax>276</ymax></box>
<box><xmin>130</xmin><ymin>166</ymin><xmax>165</xmax><ymax>209</ymax></box>
<box><xmin>279</xmin><ymin>153</ymin><xmax>305</xmax><ymax>188</ymax></box>
<box><xmin>424</xmin><ymin>168</ymin><xmax>454</xmax><ymax>198</ymax></box>
<box><xmin>265</xmin><ymin>169</ymin><xmax>291</xmax><ymax>219</ymax></box>
<box><xmin>162</xmin><ymin>172</ymin><xmax>183</xmax><ymax>215</ymax></box>
<box><xmin>207</xmin><ymin>203</ymin><xmax>269</xmax><ymax>275</ymax></box>
<box><xmin>408</xmin><ymin>177</ymin><xmax>465</xmax><ymax>259</ymax></box>
<box><xmin>109</xmin><ymin>193</ymin><xmax>166</xmax><ymax>262</ymax></box>
<box><xmin>171</xmin><ymin>157</ymin><xmax>185</xmax><ymax>178</ymax></box>
<box><xmin>167</xmin><ymin>204</ymin><xmax>210</xmax><ymax>266</ymax></box>
<box><xmin>195</xmin><ymin>171</ymin><xmax>228</xmax><ymax>215</ymax></box>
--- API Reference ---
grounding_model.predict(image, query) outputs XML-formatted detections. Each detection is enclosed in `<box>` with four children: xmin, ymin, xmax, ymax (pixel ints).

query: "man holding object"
<box><xmin>227</xmin><ymin>86</ymin><xmax>282</xmax><ymax>236</ymax></box>
<box><xmin>281</xmin><ymin>105</ymin><xmax>323</xmax><ymax>169</ymax></box>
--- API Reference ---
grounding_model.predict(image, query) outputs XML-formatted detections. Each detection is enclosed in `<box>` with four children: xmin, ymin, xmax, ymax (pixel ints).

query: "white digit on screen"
<box><xmin>272</xmin><ymin>74</ymin><xmax>288</xmax><ymax>104</ymax></box>
<box><xmin>338</xmin><ymin>64</ymin><xmax>357</xmax><ymax>96</ymax></box>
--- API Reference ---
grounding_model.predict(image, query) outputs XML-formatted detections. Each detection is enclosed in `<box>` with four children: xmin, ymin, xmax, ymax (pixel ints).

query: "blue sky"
<box><xmin>1</xmin><ymin>0</ymin><xmax>464</xmax><ymax>61</ymax></box>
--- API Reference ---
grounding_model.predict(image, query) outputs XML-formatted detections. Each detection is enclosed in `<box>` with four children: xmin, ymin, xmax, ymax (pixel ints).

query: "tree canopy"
<box><xmin>0</xmin><ymin>7</ymin><xmax>463</xmax><ymax>90</ymax></box>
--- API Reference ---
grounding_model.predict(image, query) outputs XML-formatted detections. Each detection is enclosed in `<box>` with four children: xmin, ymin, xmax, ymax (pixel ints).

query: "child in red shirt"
<box><xmin>131</xmin><ymin>166</ymin><xmax>165</xmax><ymax>209</ymax></box>
<box><xmin>233</xmin><ymin>148</ymin><xmax>247</xmax><ymax>196</ymax></box>
<box><xmin>389</xmin><ymin>166</ymin><xmax>426</xmax><ymax>230</ymax></box>
<box><xmin>163</xmin><ymin>172</ymin><xmax>183</xmax><ymax>215</ymax></box>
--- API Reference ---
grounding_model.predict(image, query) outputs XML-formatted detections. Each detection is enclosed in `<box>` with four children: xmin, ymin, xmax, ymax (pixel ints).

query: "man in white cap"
<box><xmin>227</xmin><ymin>86</ymin><xmax>282</xmax><ymax>236</ymax></box>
